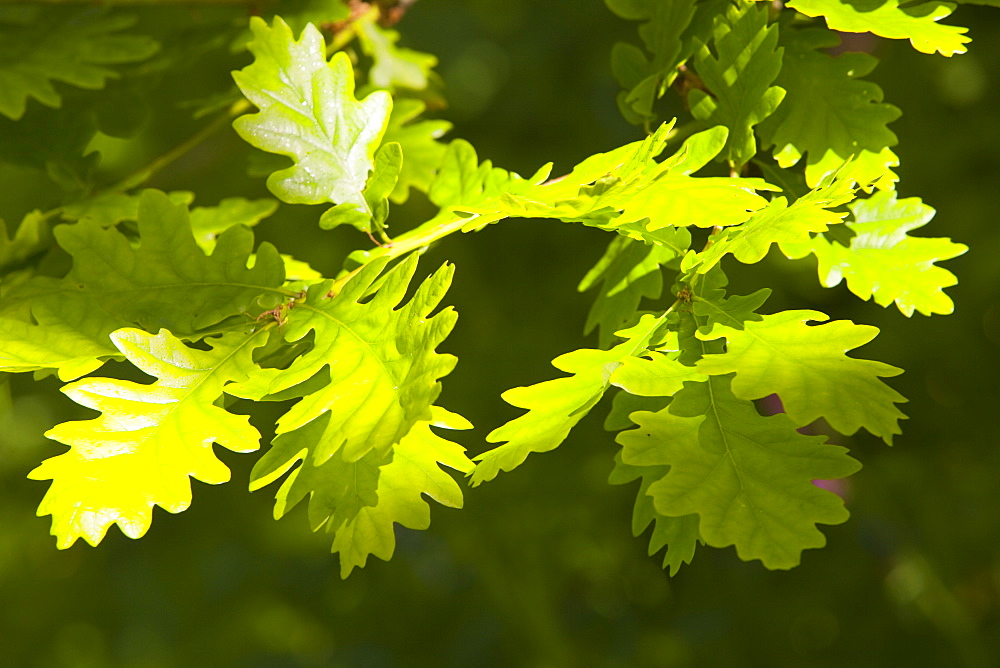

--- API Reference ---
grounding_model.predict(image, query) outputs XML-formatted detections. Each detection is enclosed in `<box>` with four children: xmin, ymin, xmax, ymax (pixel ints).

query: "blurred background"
<box><xmin>1</xmin><ymin>1</ymin><xmax>999</xmax><ymax>665</ymax></box>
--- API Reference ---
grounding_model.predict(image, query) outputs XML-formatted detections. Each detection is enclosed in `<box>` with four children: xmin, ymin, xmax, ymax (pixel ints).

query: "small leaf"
<box><xmin>232</xmin><ymin>17</ymin><xmax>392</xmax><ymax>221</ymax></box>
<box><xmin>472</xmin><ymin>314</ymin><xmax>666</xmax><ymax>485</ymax></box>
<box><xmin>688</xmin><ymin>3</ymin><xmax>785</xmax><ymax>168</ymax></box>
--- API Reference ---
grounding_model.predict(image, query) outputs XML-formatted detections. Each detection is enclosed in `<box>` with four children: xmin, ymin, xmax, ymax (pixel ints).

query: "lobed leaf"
<box><xmin>688</xmin><ymin>3</ymin><xmax>785</xmax><ymax>168</ymax></box>
<box><xmin>618</xmin><ymin>376</ymin><xmax>861</xmax><ymax>569</ymax></box>
<box><xmin>780</xmin><ymin>190</ymin><xmax>968</xmax><ymax>316</ymax></box>
<box><xmin>232</xmin><ymin>17</ymin><xmax>392</xmax><ymax>229</ymax></box>
<box><xmin>578</xmin><ymin>236</ymin><xmax>682</xmax><ymax>348</ymax></box>
<box><xmin>230</xmin><ymin>253</ymin><xmax>457</xmax><ymax>481</ymax></box>
<box><xmin>609</xmin><ymin>454</ymin><xmax>701</xmax><ymax>575</ymax></box>
<box><xmin>696</xmin><ymin>309</ymin><xmax>908</xmax><ymax>442</ymax></box>
<box><xmin>785</xmin><ymin>0</ymin><xmax>970</xmax><ymax>56</ymax></box>
<box><xmin>757</xmin><ymin>28</ymin><xmax>901</xmax><ymax>189</ymax></box>
<box><xmin>472</xmin><ymin>314</ymin><xmax>667</xmax><ymax>485</ymax></box>
<box><xmin>30</xmin><ymin>327</ymin><xmax>270</xmax><ymax>548</ymax></box>
<box><xmin>0</xmin><ymin>190</ymin><xmax>285</xmax><ymax>380</ymax></box>
<box><xmin>0</xmin><ymin>9</ymin><xmax>158</xmax><ymax>120</ymax></box>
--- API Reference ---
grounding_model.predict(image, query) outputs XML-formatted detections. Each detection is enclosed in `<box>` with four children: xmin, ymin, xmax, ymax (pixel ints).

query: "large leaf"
<box><xmin>688</xmin><ymin>3</ymin><xmax>785</xmax><ymax>168</ymax></box>
<box><xmin>0</xmin><ymin>9</ymin><xmax>158</xmax><ymax>120</ymax></box>
<box><xmin>0</xmin><ymin>190</ymin><xmax>285</xmax><ymax>380</ymax></box>
<box><xmin>29</xmin><ymin>327</ymin><xmax>269</xmax><ymax>548</ymax></box>
<box><xmin>780</xmin><ymin>190</ymin><xmax>968</xmax><ymax>316</ymax></box>
<box><xmin>757</xmin><ymin>28</ymin><xmax>901</xmax><ymax>189</ymax></box>
<box><xmin>618</xmin><ymin>376</ymin><xmax>861</xmax><ymax>569</ymax></box>
<box><xmin>696</xmin><ymin>310</ymin><xmax>907</xmax><ymax>442</ymax></box>
<box><xmin>229</xmin><ymin>253</ymin><xmax>457</xmax><ymax>472</ymax></box>
<box><xmin>232</xmin><ymin>17</ymin><xmax>392</xmax><ymax>227</ymax></box>
<box><xmin>785</xmin><ymin>0</ymin><xmax>970</xmax><ymax>56</ymax></box>
<box><xmin>471</xmin><ymin>314</ymin><xmax>666</xmax><ymax>485</ymax></box>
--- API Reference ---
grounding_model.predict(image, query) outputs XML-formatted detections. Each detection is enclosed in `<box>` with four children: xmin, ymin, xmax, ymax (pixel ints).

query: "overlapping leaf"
<box><xmin>471</xmin><ymin>314</ymin><xmax>666</xmax><ymax>485</ymax></box>
<box><xmin>281</xmin><ymin>406</ymin><xmax>474</xmax><ymax>578</ymax></box>
<box><xmin>696</xmin><ymin>309</ymin><xmax>907</xmax><ymax>442</ymax></box>
<box><xmin>578</xmin><ymin>236</ymin><xmax>681</xmax><ymax>348</ymax></box>
<box><xmin>29</xmin><ymin>327</ymin><xmax>269</xmax><ymax>548</ymax></box>
<box><xmin>606</xmin><ymin>0</ymin><xmax>698</xmax><ymax>123</ymax></box>
<box><xmin>229</xmin><ymin>254</ymin><xmax>457</xmax><ymax>478</ymax></box>
<box><xmin>785</xmin><ymin>0</ymin><xmax>970</xmax><ymax>56</ymax></box>
<box><xmin>0</xmin><ymin>210</ymin><xmax>49</xmax><ymax>273</ymax></box>
<box><xmin>382</xmin><ymin>99</ymin><xmax>451</xmax><ymax>203</ymax></box>
<box><xmin>232</xmin><ymin>17</ymin><xmax>392</xmax><ymax>230</ymax></box>
<box><xmin>0</xmin><ymin>9</ymin><xmax>158</xmax><ymax>120</ymax></box>
<box><xmin>688</xmin><ymin>3</ymin><xmax>785</xmax><ymax>168</ymax></box>
<box><xmin>618</xmin><ymin>376</ymin><xmax>861</xmax><ymax>569</ymax></box>
<box><xmin>473</xmin><ymin>124</ymin><xmax>773</xmax><ymax>238</ymax></box>
<box><xmin>781</xmin><ymin>191</ymin><xmax>967</xmax><ymax>316</ymax></box>
<box><xmin>757</xmin><ymin>28</ymin><xmax>901</xmax><ymax>189</ymax></box>
<box><xmin>692</xmin><ymin>161</ymin><xmax>862</xmax><ymax>272</ymax></box>
<box><xmin>609</xmin><ymin>454</ymin><xmax>700</xmax><ymax>575</ymax></box>
<box><xmin>0</xmin><ymin>190</ymin><xmax>284</xmax><ymax>380</ymax></box>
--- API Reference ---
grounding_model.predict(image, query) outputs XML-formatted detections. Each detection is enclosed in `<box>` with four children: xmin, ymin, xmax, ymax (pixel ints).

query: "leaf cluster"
<box><xmin>0</xmin><ymin>0</ymin><xmax>978</xmax><ymax>576</ymax></box>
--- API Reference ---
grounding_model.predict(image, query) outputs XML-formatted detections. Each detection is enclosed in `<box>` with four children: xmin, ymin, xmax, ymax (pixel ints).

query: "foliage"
<box><xmin>0</xmin><ymin>0</ymin><xmax>979</xmax><ymax>580</ymax></box>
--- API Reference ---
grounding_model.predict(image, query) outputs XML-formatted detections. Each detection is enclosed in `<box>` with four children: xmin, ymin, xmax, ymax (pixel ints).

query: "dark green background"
<box><xmin>1</xmin><ymin>1</ymin><xmax>998</xmax><ymax>665</ymax></box>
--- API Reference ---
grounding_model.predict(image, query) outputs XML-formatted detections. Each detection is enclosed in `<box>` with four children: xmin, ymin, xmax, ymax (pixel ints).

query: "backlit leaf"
<box><xmin>29</xmin><ymin>327</ymin><xmax>269</xmax><ymax>548</ymax></box>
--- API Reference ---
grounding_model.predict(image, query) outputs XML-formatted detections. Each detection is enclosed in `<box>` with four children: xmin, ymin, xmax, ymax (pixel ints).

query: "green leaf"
<box><xmin>757</xmin><ymin>28</ymin><xmax>901</xmax><ymax>189</ymax></box>
<box><xmin>0</xmin><ymin>190</ymin><xmax>285</xmax><ymax>380</ymax></box>
<box><xmin>483</xmin><ymin>124</ymin><xmax>773</xmax><ymax>237</ymax></box>
<box><xmin>189</xmin><ymin>197</ymin><xmax>278</xmax><ymax>253</ymax></box>
<box><xmin>229</xmin><ymin>253</ymin><xmax>457</xmax><ymax>471</ymax></box>
<box><xmin>382</xmin><ymin>99</ymin><xmax>451</xmax><ymax>203</ymax></box>
<box><xmin>0</xmin><ymin>9</ymin><xmax>158</xmax><ymax>120</ymax></box>
<box><xmin>609</xmin><ymin>454</ymin><xmax>700</xmax><ymax>575</ymax></box>
<box><xmin>606</xmin><ymin>0</ymin><xmax>699</xmax><ymax>123</ymax></box>
<box><xmin>471</xmin><ymin>314</ymin><xmax>666</xmax><ymax>485</ymax></box>
<box><xmin>688</xmin><ymin>3</ymin><xmax>785</xmax><ymax>168</ymax></box>
<box><xmin>330</xmin><ymin>407</ymin><xmax>474</xmax><ymax>577</ymax></box>
<box><xmin>696</xmin><ymin>309</ymin><xmax>907</xmax><ymax>442</ymax></box>
<box><xmin>232</xmin><ymin>17</ymin><xmax>392</xmax><ymax>225</ymax></box>
<box><xmin>363</xmin><ymin>141</ymin><xmax>403</xmax><ymax>236</ymax></box>
<box><xmin>611</xmin><ymin>351</ymin><xmax>707</xmax><ymax>398</ymax></box>
<box><xmin>60</xmin><ymin>190</ymin><xmax>193</xmax><ymax>228</ymax></box>
<box><xmin>785</xmin><ymin>0</ymin><xmax>971</xmax><ymax>56</ymax></box>
<box><xmin>29</xmin><ymin>327</ymin><xmax>269</xmax><ymax>548</ymax></box>
<box><xmin>246</xmin><ymin>406</ymin><xmax>472</xmax><ymax>578</ymax></box>
<box><xmin>578</xmin><ymin>236</ymin><xmax>682</xmax><ymax>348</ymax></box>
<box><xmin>781</xmin><ymin>190</ymin><xmax>968</xmax><ymax>316</ymax></box>
<box><xmin>619</xmin><ymin>376</ymin><xmax>861</xmax><ymax>569</ymax></box>
<box><xmin>358</xmin><ymin>21</ymin><xmax>438</xmax><ymax>91</ymax></box>
<box><xmin>0</xmin><ymin>210</ymin><xmax>50</xmax><ymax>273</ymax></box>
<box><xmin>692</xmin><ymin>161</ymin><xmax>862</xmax><ymax>272</ymax></box>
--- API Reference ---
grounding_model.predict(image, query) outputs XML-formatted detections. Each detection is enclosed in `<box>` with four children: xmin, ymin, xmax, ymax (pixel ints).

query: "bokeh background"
<box><xmin>1</xmin><ymin>1</ymin><xmax>999</xmax><ymax>665</ymax></box>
